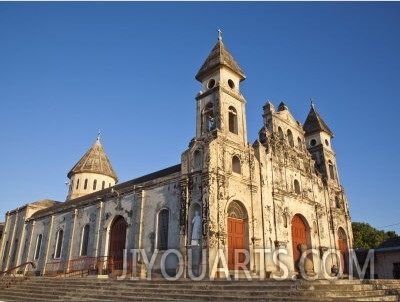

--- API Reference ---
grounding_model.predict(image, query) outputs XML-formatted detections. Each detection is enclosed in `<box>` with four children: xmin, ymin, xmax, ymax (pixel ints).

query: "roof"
<box><xmin>67</xmin><ymin>139</ymin><xmax>118</xmax><ymax>182</ymax></box>
<box><xmin>375</xmin><ymin>236</ymin><xmax>400</xmax><ymax>251</ymax></box>
<box><xmin>377</xmin><ymin>236</ymin><xmax>400</xmax><ymax>248</ymax></box>
<box><xmin>303</xmin><ymin>104</ymin><xmax>334</xmax><ymax>137</ymax></box>
<box><xmin>277</xmin><ymin>102</ymin><xmax>289</xmax><ymax>112</ymax></box>
<box><xmin>31</xmin><ymin>164</ymin><xmax>181</xmax><ymax>220</ymax></box>
<box><xmin>195</xmin><ymin>36</ymin><xmax>245</xmax><ymax>82</ymax></box>
<box><xmin>6</xmin><ymin>199</ymin><xmax>61</xmax><ymax>215</ymax></box>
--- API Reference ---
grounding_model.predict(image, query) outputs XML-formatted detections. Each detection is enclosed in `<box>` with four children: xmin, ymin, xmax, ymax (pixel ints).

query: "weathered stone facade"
<box><xmin>0</xmin><ymin>35</ymin><xmax>352</xmax><ymax>279</ymax></box>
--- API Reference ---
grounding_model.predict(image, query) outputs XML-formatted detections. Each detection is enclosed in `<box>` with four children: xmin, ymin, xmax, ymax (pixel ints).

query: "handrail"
<box><xmin>0</xmin><ymin>261</ymin><xmax>36</xmax><ymax>275</ymax></box>
<box><xmin>0</xmin><ymin>262</ymin><xmax>36</xmax><ymax>289</ymax></box>
<box><xmin>45</xmin><ymin>256</ymin><xmax>113</xmax><ymax>277</ymax></box>
<box><xmin>45</xmin><ymin>256</ymin><xmax>131</xmax><ymax>277</ymax></box>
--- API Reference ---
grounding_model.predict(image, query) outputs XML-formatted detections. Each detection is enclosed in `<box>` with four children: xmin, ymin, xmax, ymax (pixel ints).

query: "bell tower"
<box><xmin>303</xmin><ymin>102</ymin><xmax>340</xmax><ymax>185</ymax></box>
<box><xmin>180</xmin><ymin>31</ymin><xmax>258</xmax><ymax>278</ymax></box>
<box><xmin>194</xmin><ymin>30</ymin><xmax>247</xmax><ymax>146</ymax></box>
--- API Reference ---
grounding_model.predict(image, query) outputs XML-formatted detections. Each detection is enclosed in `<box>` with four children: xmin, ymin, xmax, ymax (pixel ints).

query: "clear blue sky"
<box><xmin>1</xmin><ymin>2</ymin><xmax>399</xmax><ymax>233</ymax></box>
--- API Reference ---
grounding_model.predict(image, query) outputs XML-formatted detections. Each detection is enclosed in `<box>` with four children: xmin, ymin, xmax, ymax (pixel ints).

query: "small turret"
<box><xmin>66</xmin><ymin>133</ymin><xmax>118</xmax><ymax>200</ymax></box>
<box><xmin>303</xmin><ymin>102</ymin><xmax>339</xmax><ymax>184</ymax></box>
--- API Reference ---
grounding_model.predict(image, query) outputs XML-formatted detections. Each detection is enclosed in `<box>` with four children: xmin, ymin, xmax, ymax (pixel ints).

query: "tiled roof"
<box><xmin>377</xmin><ymin>236</ymin><xmax>400</xmax><ymax>249</ymax></box>
<box><xmin>30</xmin><ymin>164</ymin><xmax>181</xmax><ymax>220</ymax></box>
<box><xmin>67</xmin><ymin>139</ymin><xmax>118</xmax><ymax>182</ymax></box>
<box><xmin>303</xmin><ymin>105</ymin><xmax>334</xmax><ymax>137</ymax></box>
<box><xmin>195</xmin><ymin>38</ymin><xmax>245</xmax><ymax>81</ymax></box>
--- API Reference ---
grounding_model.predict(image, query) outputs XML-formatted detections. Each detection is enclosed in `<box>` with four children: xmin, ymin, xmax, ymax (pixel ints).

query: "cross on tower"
<box><xmin>217</xmin><ymin>29</ymin><xmax>222</xmax><ymax>41</ymax></box>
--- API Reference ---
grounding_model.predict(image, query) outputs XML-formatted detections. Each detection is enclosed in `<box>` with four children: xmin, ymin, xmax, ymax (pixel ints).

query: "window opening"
<box><xmin>294</xmin><ymin>179</ymin><xmax>301</xmax><ymax>194</ymax></box>
<box><xmin>34</xmin><ymin>234</ymin><xmax>42</xmax><ymax>260</ymax></box>
<box><xmin>80</xmin><ymin>225</ymin><xmax>90</xmax><ymax>256</ymax></box>
<box><xmin>287</xmin><ymin>129</ymin><xmax>294</xmax><ymax>147</ymax></box>
<box><xmin>157</xmin><ymin>210</ymin><xmax>169</xmax><ymax>250</ymax></box>
<box><xmin>55</xmin><ymin>230</ymin><xmax>63</xmax><ymax>258</ymax></box>
<box><xmin>232</xmin><ymin>156</ymin><xmax>241</xmax><ymax>174</ymax></box>
<box><xmin>228</xmin><ymin>106</ymin><xmax>238</xmax><ymax>134</ymax></box>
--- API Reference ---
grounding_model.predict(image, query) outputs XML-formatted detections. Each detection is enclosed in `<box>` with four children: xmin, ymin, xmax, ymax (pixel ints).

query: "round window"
<box><xmin>228</xmin><ymin>79</ymin><xmax>235</xmax><ymax>89</ymax></box>
<box><xmin>207</xmin><ymin>79</ymin><xmax>215</xmax><ymax>89</ymax></box>
<box><xmin>310</xmin><ymin>139</ymin><xmax>317</xmax><ymax>147</ymax></box>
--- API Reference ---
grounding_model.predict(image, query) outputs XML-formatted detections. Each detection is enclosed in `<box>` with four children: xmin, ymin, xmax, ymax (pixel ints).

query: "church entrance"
<box><xmin>109</xmin><ymin>215</ymin><xmax>127</xmax><ymax>272</ymax></box>
<box><xmin>338</xmin><ymin>228</ymin><xmax>348</xmax><ymax>274</ymax></box>
<box><xmin>291</xmin><ymin>214</ymin><xmax>308</xmax><ymax>272</ymax></box>
<box><xmin>227</xmin><ymin>201</ymin><xmax>247</xmax><ymax>270</ymax></box>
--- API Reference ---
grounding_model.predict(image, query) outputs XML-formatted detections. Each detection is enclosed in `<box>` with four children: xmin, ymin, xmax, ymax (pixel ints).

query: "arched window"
<box><xmin>93</xmin><ymin>179</ymin><xmax>97</xmax><ymax>190</ymax></box>
<box><xmin>232</xmin><ymin>156</ymin><xmax>241</xmax><ymax>174</ymax></box>
<box><xmin>203</xmin><ymin>102</ymin><xmax>215</xmax><ymax>132</ymax></box>
<box><xmin>102</xmin><ymin>181</ymin><xmax>105</xmax><ymax>190</ymax></box>
<box><xmin>283</xmin><ymin>213</ymin><xmax>288</xmax><ymax>228</ymax></box>
<box><xmin>278</xmin><ymin>127</ymin><xmax>284</xmax><ymax>140</ymax></box>
<box><xmin>287</xmin><ymin>129</ymin><xmax>294</xmax><ymax>147</ymax></box>
<box><xmin>11</xmin><ymin>238</ymin><xmax>18</xmax><ymax>263</ymax></box>
<box><xmin>228</xmin><ymin>106</ymin><xmax>238</xmax><ymax>134</ymax></box>
<box><xmin>76</xmin><ymin>179</ymin><xmax>80</xmax><ymax>190</ymax></box>
<box><xmin>338</xmin><ymin>228</ymin><xmax>347</xmax><ymax>240</ymax></box>
<box><xmin>34</xmin><ymin>234</ymin><xmax>42</xmax><ymax>260</ymax></box>
<box><xmin>294</xmin><ymin>179</ymin><xmax>301</xmax><ymax>194</ymax></box>
<box><xmin>335</xmin><ymin>196</ymin><xmax>341</xmax><ymax>209</ymax></box>
<box><xmin>227</xmin><ymin>201</ymin><xmax>247</xmax><ymax>220</ymax></box>
<box><xmin>297</xmin><ymin>137</ymin><xmax>302</xmax><ymax>149</ymax></box>
<box><xmin>328</xmin><ymin>160</ymin><xmax>335</xmax><ymax>180</ymax></box>
<box><xmin>193</xmin><ymin>150</ymin><xmax>202</xmax><ymax>170</ymax></box>
<box><xmin>2</xmin><ymin>241</ymin><xmax>9</xmax><ymax>263</ymax></box>
<box><xmin>80</xmin><ymin>225</ymin><xmax>90</xmax><ymax>256</ymax></box>
<box><xmin>55</xmin><ymin>230</ymin><xmax>64</xmax><ymax>259</ymax></box>
<box><xmin>157</xmin><ymin>209</ymin><xmax>169</xmax><ymax>250</ymax></box>
<box><xmin>84</xmin><ymin>179</ymin><xmax>88</xmax><ymax>190</ymax></box>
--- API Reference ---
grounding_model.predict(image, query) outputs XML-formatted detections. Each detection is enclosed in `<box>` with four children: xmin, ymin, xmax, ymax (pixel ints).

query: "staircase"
<box><xmin>0</xmin><ymin>276</ymin><xmax>398</xmax><ymax>301</ymax></box>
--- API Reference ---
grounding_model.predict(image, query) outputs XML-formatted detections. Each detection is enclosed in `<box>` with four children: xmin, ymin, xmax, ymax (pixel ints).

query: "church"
<box><xmin>0</xmin><ymin>33</ymin><xmax>353</xmax><ymax>280</ymax></box>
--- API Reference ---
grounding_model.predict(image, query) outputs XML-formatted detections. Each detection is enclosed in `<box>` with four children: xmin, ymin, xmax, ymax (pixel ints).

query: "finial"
<box><xmin>310</xmin><ymin>97</ymin><xmax>315</xmax><ymax>109</ymax></box>
<box><xmin>97</xmin><ymin>129</ymin><xmax>101</xmax><ymax>141</ymax></box>
<box><xmin>217</xmin><ymin>28</ymin><xmax>222</xmax><ymax>41</ymax></box>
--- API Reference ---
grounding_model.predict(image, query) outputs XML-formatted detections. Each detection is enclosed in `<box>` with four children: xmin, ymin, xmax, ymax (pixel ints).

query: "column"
<box><xmin>67</xmin><ymin>209</ymin><xmax>78</xmax><ymax>272</ymax></box>
<box><xmin>42</xmin><ymin>215</ymin><xmax>54</xmax><ymax>275</ymax></box>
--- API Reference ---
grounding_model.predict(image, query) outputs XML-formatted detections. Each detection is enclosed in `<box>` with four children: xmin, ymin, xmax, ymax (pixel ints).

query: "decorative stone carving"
<box><xmin>179</xmin><ymin>179</ymin><xmax>188</xmax><ymax>229</ymax></box>
<box><xmin>201</xmin><ymin>182</ymin><xmax>209</xmax><ymax>239</ymax></box>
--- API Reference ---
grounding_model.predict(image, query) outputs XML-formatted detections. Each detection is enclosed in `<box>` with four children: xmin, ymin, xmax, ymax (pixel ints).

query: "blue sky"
<box><xmin>0</xmin><ymin>2</ymin><xmax>399</xmax><ymax>233</ymax></box>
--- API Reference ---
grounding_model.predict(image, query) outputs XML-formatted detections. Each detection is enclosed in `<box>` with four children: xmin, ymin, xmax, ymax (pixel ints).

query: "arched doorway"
<box><xmin>227</xmin><ymin>201</ymin><xmax>248</xmax><ymax>270</ymax></box>
<box><xmin>291</xmin><ymin>214</ymin><xmax>309</xmax><ymax>272</ymax></box>
<box><xmin>109</xmin><ymin>216</ymin><xmax>127</xmax><ymax>271</ymax></box>
<box><xmin>338</xmin><ymin>228</ymin><xmax>348</xmax><ymax>274</ymax></box>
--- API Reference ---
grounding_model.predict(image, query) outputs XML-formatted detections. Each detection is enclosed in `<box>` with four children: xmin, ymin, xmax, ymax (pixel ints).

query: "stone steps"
<box><xmin>0</xmin><ymin>276</ymin><xmax>398</xmax><ymax>301</ymax></box>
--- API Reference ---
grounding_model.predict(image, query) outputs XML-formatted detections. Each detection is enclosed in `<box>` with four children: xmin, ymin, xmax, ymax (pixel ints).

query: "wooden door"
<box><xmin>291</xmin><ymin>215</ymin><xmax>307</xmax><ymax>271</ymax></box>
<box><xmin>338</xmin><ymin>229</ymin><xmax>348</xmax><ymax>274</ymax></box>
<box><xmin>227</xmin><ymin>218</ymin><xmax>245</xmax><ymax>270</ymax></box>
<box><xmin>109</xmin><ymin>216</ymin><xmax>127</xmax><ymax>270</ymax></box>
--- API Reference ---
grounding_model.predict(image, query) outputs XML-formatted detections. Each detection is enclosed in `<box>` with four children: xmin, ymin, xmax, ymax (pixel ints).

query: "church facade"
<box><xmin>0</xmin><ymin>34</ymin><xmax>353</xmax><ymax>279</ymax></box>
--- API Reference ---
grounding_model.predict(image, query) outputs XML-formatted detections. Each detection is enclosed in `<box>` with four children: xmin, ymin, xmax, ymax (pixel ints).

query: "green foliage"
<box><xmin>352</xmin><ymin>222</ymin><xmax>398</xmax><ymax>249</ymax></box>
<box><xmin>386</xmin><ymin>231</ymin><xmax>397</xmax><ymax>239</ymax></box>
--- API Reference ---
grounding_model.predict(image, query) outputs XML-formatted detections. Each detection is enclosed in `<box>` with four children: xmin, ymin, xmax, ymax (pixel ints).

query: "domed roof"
<box><xmin>67</xmin><ymin>138</ymin><xmax>118</xmax><ymax>182</ymax></box>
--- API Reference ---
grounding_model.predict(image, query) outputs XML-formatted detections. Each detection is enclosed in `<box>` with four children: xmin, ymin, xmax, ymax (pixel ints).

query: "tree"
<box><xmin>386</xmin><ymin>231</ymin><xmax>397</xmax><ymax>239</ymax></box>
<box><xmin>352</xmin><ymin>222</ymin><xmax>398</xmax><ymax>249</ymax></box>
